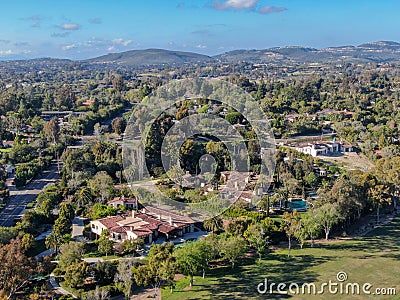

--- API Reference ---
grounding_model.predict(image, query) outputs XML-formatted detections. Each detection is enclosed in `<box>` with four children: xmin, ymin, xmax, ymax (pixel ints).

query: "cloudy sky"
<box><xmin>0</xmin><ymin>0</ymin><xmax>399</xmax><ymax>60</ymax></box>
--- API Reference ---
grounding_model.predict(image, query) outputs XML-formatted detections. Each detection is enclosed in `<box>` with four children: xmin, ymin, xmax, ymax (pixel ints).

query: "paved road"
<box><xmin>35</xmin><ymin>228</ymin><xmax>52</xmax><ymax>241</ymax></box>
<box><xmin>0</xmin><ymin>164</ymin><xmax>60</xmax><ymax>227</ymax></box>
<box><xmin>35</xmin><ymin>248</ymin><xmax>56</xmax><ymax>260</ymax></box>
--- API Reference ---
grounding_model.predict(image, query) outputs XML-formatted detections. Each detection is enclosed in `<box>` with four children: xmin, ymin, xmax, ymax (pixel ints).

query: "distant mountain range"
<box><xmin>3</xmin><ymin>41</ymin><xmax>400</xmax><ymax>67</ymax></box>
<box><xmin>215</xmin><ymin>41</ymin><xmax>400</xmax><ymax>64</ymax></box>
<box><xmin>85</xmin><ymin>41</ymin><xmax>400</xmax><ymax>66</ymax></box>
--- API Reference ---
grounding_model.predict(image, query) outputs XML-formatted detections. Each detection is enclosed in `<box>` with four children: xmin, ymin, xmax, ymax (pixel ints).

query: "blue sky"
<box><xmin>0</xmin><ymin>0</ymin><xmax>399</xmax><ymax>60</ymax></box>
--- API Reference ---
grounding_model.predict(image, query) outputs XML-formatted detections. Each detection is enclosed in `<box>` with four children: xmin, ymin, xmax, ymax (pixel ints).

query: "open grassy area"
<box><xmin>162</xmin><ymin>215</ymin><xmax>400</xmax><ymax>300</ymax></box>
<box><xmin>321</xmin><ymin>152</ymin><xmax>375</xmax><ymax>172</ymax></box>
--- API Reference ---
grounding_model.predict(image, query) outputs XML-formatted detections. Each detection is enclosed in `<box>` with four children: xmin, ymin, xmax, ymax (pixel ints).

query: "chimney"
<box><xmin>158</xmin><ymin>214</ymin><xmax>162</xmax><ymax>220</ymax></box>
<box><xmin>169</xmin><ymin>216</ymin><xmax>173</xmax><ymax>226</ymax></box>
<box><xmin>132</xmin><ymin>210</ymin><xmax>135</xmax><ymax>218</ymax></box>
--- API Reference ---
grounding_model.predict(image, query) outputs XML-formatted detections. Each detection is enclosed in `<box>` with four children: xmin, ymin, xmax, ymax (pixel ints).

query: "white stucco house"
<box><xmin>295</xmin><ymin>140</ymin><xmax>353</xmax><ymax>157</ymax></box>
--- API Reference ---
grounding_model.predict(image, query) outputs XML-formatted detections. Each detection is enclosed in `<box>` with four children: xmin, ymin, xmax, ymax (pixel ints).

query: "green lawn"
<box><xmin>59</xmin><ymin>280</ymin><xmax>81</xmax><ymax>298</ymax></box>
<box><xmin>162</xmin><ymin>216</ymin><xmax>400</xmax><ymax>300</ymax></box>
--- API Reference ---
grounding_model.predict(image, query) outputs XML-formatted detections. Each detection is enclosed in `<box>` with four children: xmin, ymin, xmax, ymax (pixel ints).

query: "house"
<box><xmin>286</xmin><ymin>114</ymin><xmax>299</xmax><ymax>122</ymax></box>
<box><xmin>319</xmin><ymin>168</ymin><xmax>327</xmax><ymax>177</ymax></box>
<box><xmin>2</xmin><ymin>140</ymin><xmax>14</xmax><ymax>148</ymax></box>
<box><xmin>295</xmin><ymin>143</ymin><xmax>328</xmax><ymax>157</ymax></box>
<box><xmin>340</xmin><ymin>143</ymin><xmax>353</xmax><ymax>152</ymax></box>
<box><xmin>90</xmin><ymin>206</ymin><xmax>196</xmax><ymax>243</ymax></box>
<box><xmin>82</xmin><ymin>99</ymin><xmax>96</xmax><ymax>106</ymax></box>
<box><xmin>295</xmin><ymin>139</ymin><xmax>353</xmax><ymax>157</ymax></box>
<box><xmin>5</xmin><ymin>165</ymin><xmax>15</xmax><ymax>174</ymax></box>
<box><xmin>107</xmin><ymin>196</ymin><xmax>137</xmax><ymax>210</ymax></box>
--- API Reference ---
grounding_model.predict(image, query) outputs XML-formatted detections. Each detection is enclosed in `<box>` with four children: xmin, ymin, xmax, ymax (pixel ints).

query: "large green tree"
<box><xmin>281</xmin><ymin>210</ymin><xmax>301</xmax><ymax>257</ymax></box>
<box><xmin>219</xmin><ymin>236</ymin><xmax>247</xmax><ymax>269</ymax></box>
<box><xmin>174</xmin><ymin>242</ymin><xmax>204</xmax><ymax>286</ymax></box>
<box><xmin>315</xmin><ymin>203</ymin><xmax>343</xmax><ymax>240</ymax></box>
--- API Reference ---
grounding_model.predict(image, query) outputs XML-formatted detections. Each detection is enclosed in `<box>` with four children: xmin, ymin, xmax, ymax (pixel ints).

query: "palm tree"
<box><xmin>45</xmin><ymin>231</ymin><xmax>62</xmax><ymax>255</ymax></box>
<box><xmin>203</xmin><ymin>216</ymin><xmax>223</xmax><ymax>233</ymax></box>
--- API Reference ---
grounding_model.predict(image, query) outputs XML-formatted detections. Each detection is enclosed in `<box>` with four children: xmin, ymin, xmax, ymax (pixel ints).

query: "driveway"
<box><xmin>49</xmin><ymin>273</ymin><xmax>77</xmax><ymax>298</ymax></box>
<box><xmin>71</xmin><ymin>216</ymin><xmax>87</xmax><ymax>241</ymax></box>
<box><xmin>152</xmin><ymin>227</ymin><xmax>208</xmax><ymax>246</ymax></box>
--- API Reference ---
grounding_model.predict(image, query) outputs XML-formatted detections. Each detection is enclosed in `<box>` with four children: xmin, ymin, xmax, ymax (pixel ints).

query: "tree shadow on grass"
<box><xmin>172</xmin><ymin>217</ymin><xmax>400</xmax><ymax>299</ymax></box>
<box><xmin>321</xmin><ymin>217</ymin><xmax>400</xmax><ymax>254</ymax></box>
<box><xmin>193</xmin><ymin>254</ymin><xmax>330</xmax><ymax>299</ymax></box>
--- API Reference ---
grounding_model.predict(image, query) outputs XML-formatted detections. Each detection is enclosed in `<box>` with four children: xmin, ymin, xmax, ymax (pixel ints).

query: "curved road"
<box><xmin>0</xmin><ymin>163</ymin><xmax>60</xmax><ymax>227</ymax></box>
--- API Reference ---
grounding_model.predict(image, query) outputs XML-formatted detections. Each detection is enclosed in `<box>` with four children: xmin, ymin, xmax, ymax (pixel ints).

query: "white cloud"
<box><xmin>0</xmin><ymin>49</ymin><xmax>31</xmax><ymax>57</ymax></box>
<box><xmin>61</xmin><ymin>38</ymin><xmax>120</xmax><ymax>53</ymax></box>
<box><xmin>212</xmin><ymin>0</ymin><xmax>287</xmax><ymax>14</ymax></box>
<box><xmin>214</xmin><ymin>0</ymin><xmax>259</xmax><ymax>10</ymax></box>
<box><xmin>112</xmin><ymin>38</ymin><xmax>132</xmax><ymax>46</ymax></box>
<box><xmin>61</xmin><ymin>23</ymin><xmax>80</xmax><ymax>30</ymax></box>
<box><xmin>62</xmin><ymin>44</ymin><xmax>77</xmax><ymax>51</ymax></box>
<box><xmin>258</xmin><ymin>5</ymin><xmax>287</xmax><ymax>14</ymax></box>
<box><xmin>0</xmin><ymin>50</ymin><xmax>14</xmax><ymax>56</ymax></box>
<box><xmin>196</xmin><ymin>44</ymin><xmax>207</xmax><ymax>49</ymax></box>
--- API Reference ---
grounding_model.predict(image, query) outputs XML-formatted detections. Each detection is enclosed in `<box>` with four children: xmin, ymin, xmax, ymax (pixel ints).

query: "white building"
<box><xmin>107</xmin><ymin>195</ymin><xmax>137</xmax><ymax>210</ymax></box>
<box><xmin>295</xmin><ymin>140</ymin><xmax>353</xmax><ymax>157</ymax></box>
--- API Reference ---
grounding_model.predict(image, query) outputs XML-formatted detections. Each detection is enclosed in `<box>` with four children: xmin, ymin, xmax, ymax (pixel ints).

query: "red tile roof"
<box><xmin>94</xmin><ymin>205</ymin><xmax>194</xmax><ymax>238</ymax></box>
<box><xmin>110</xmin><ymin>226</ymin><xmax>129</xmax><ymax>233</ymax></box>
<box><xmin>143</xmin><ymin>206</ymin><xmax>195</xmax><ymax>224</ymax></box>
<box><xmin>133</xmin><ymin>227</ymin><xmax>153</xmax><ymax>237</ymax></box>
<box><xmin>98</xmin><ymin>215</ymin><xmax>124</xmax><ymax>229</ymax></box>
<box><xmin>158</xmin><ymin>224</ymin><xmax>178</xmax><ymax>234</ymax></box>
<box><xmin>107</xmin><ymin>197</ymin><xmax>136</xmax><ymax>204</ymax></box>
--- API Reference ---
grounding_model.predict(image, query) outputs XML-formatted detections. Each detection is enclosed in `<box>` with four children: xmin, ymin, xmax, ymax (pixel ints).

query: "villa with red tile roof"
<box><xmin>107</xmin><ymin>195</ymin><xmax>137</xmax><ymax>210</ymax></box>
<box><xmin>90</xmin><ymin>206</ymin><xmax>196</xmax><ymax>243</ymax></box>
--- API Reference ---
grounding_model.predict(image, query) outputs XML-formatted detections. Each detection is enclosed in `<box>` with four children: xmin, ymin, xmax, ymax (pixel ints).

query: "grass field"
<box><xmin>162</xmin><ymin>215</ymin><xmax>400</xmax><ymax>299</ymax></box>
<box><xmin>320</xmin><ymin>152</ymin><xmax>375</xmax><ymax>172</ymax></box>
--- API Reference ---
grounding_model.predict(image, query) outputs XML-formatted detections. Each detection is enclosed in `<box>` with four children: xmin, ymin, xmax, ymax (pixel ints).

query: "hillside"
<box><xmin>214</xmin><ymin>41</ymin><xmax>400</xmax><ymax>63</ymax></box>
<box><xmin>85</xmin><ymin>48</ymin><xmax>214</xmax><ymax>66</ymax></box>
<box><xmin>2</xmin><ymin>41</ymin><xmax>400</xmax><ymax>68</ymax></box>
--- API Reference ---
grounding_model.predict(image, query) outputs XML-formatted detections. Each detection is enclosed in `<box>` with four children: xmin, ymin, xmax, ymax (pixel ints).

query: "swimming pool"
<box><xmin>287</xmin><ymin>199</ymin><xmax>311</xmax><ymax>211</ymax></box>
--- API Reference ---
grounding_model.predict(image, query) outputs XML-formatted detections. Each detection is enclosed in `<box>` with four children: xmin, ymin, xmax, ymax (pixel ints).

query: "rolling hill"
<box><xmin>214</xmin><ymin>41</ymin><xmax>400</xmax><ymax>63</ymax></box>
<box><xmin>2</xmin><ymin>41</ymin><xmax>400</xmax><ymax>68</ymax></box>
<box><xmin>85</xmin><ymin>48</ymin><xmax>214</xmax><ymax>66</ymax></box>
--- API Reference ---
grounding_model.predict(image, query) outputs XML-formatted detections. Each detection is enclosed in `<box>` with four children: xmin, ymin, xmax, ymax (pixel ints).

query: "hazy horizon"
<box><xmin>1</xmin><ymin>0</ymin><xmax>399</xmax><ymax>60</ymax></box>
